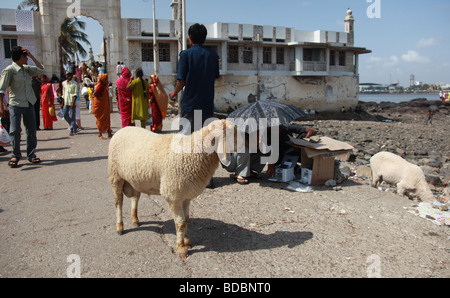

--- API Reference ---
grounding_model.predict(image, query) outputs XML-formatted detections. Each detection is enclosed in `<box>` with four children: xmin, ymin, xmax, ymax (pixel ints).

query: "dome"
<box><xmin>345</xmin><ymin>8</ymin><xmax>354</xmax><ymax>20</ymax></box>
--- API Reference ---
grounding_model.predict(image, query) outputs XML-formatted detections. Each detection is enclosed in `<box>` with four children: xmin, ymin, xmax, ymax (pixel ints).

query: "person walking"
<box><xmin>31</xmin><ymin>75</ymin><xmax>41</xmax><ymax>130</ymax></box>
<box><xmin>0</xmin><ymin>46</ymin><xmax>44</xmax><ymax>167</ymax></box>
<box><xmin>116</xmin><ymin>66</ymin><xmax>134</xmax><ymax>127</ymax></box>
<box><xmin>127</xmin><ymin>68</ymin><xmax>149</xmax><ymax>129</ymax></box>
<box><xmin>169</xmin><ymin>23</ymin><xmax>220</xmax><ymax>134</ymax></box>
<box><xmin>40</xmin><ymin>74</ymin><xmax>58</xmax><ymax>130</ymax></box>
<box><xmin>61</xmin><ymin>72</ymin><xmax>78</xmax><ymax>136</ymax></box>
<box><xmin>73</xmin><ymin>75</ymin><xmax>83</xmax><ymax>130</ymax></box>
<box><xmin>91</xmin><ymin>74</ymin><xmax>113</xmax><ymax>139</ymax></box>
<box><xmin>425</xmin><ymin>110</ymin><xmax>433</xmax><ymax>125</ymax></box>
<box><xmin>116</xmin><ymin>61</ymin><xmax>122</xmax><ymax>79</ymax></box>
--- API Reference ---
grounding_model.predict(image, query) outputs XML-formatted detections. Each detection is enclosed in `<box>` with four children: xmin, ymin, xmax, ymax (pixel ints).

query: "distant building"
<box><xmin>0</xmin><ymin>1</ymin><xmax>371</xmax><ymax>112</ymax></box>
<box><xmin>359</xmin><ymin>83</ymin><xmax>387</xmax><ymax>92</ymax></box>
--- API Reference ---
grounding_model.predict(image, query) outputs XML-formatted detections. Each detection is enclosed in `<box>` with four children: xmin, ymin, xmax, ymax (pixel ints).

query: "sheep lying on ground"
<box><xmin>108</xmin><ymin>119</ymin><xmax>237</xmax><ymax>258</ymax></box>
<box><xmin>370</xmin><ymin>151</ymin><xmax>435</xmax><ymax>202</ymax></box>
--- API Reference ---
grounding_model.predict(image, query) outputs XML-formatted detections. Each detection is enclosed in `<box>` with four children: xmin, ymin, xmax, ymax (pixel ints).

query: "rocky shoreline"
<box><xmin>293</xmin><ymin>98</ymin><xmax>450</xmax><ymax>201</ymax></box>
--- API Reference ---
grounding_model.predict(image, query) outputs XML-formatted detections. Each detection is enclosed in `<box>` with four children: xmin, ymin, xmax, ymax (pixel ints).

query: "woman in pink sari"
<box><xmin>115</xmin><ymin>67</ymin><xmax>134</xmax><ymax>128</ymax></box>
<box><xmin>40</xmin><ymin>75</ymin><xmax>57</xmax><ymax>130</ymax></box>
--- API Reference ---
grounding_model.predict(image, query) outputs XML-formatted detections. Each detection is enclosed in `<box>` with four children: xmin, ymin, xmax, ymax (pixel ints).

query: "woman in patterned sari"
<box><xmin>40</xmin><ymin>75</ymin><xmax>57</xmax><ymax>130</ymax></box>
<box><xmin>91</xmin><ymin>74</ymin><xmax>113</xmax><ymax>139</ymax></box>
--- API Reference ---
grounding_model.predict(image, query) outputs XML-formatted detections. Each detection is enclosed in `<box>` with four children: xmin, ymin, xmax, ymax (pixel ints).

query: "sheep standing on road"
<box><xmin>108</xmin><ymin>119</ymin><xmax>237</xmax><ymax>258</ymax></box>
<box><xmin>370</xmin><ymin>151</ymin><xmax>435</xmax><ymax>202</ymax></box>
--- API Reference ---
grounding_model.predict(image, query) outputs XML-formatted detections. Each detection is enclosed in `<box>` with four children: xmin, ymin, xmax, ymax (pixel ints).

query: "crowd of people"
<box><xmin>0</xmin><ymin>44</ymin><xmax>168</xmax><ymax>166</ymax></box>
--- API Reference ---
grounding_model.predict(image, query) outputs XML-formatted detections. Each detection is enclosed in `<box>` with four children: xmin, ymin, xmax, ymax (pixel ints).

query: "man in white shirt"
<box><xmin>0</xmin><ymin>46</ymin><xmax>44</xmax><ymax>167</ymax></box>
<box><xmin>116</xmin><ymin>61</ymin><xmax>122</xmax><ymax>78</ymax></box>
<box><xmin>62</xmin><ymin>72</ymin><xmax>78</xmax><ymax>136</ymax></box>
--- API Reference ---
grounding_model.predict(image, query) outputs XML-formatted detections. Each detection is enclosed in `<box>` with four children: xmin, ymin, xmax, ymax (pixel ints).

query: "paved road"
<box><xmin>0</xmin><ymin>105</ymin><xmax>448</xmax><ymax>278</ymax></box>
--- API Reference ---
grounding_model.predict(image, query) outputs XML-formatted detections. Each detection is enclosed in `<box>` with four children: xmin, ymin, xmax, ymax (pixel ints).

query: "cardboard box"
<box><xmin>289</xmin><ymin>136</ymin><xmax>353</xmax><ymax>185</ymax></box>
<box><xmin>268</xmin><ymin>154</ymin><xmax>299</xmax><ymax>183</ymax></box>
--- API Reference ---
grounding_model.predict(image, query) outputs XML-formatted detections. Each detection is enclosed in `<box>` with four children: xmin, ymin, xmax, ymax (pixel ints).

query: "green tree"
<box><xmin>17</xmin><ymin>0</ymin><xmax>39</xmax><ymax>11</ymax></box>
<box><xmin>59</xmin><ymin>18</ymin><xmax>91</xmax><ymax>66</ymax></box>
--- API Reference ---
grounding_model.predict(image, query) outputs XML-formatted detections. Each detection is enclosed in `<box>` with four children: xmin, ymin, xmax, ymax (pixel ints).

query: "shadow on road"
<box><xmin>126</xmin><ymin>218</ymin><xmax>313</xmax><ymax>255</ymax></box>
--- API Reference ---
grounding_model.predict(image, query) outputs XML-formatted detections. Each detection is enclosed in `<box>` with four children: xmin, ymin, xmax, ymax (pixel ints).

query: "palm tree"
<box><xmin>17</xmin><ymin>0</ymin><xmax>39</xmax><ymax>11</ymax></box>
<box><xmin>59</xmin><ymin>18</ymin><xmax>91</xmax><ymax>76</ymax></box>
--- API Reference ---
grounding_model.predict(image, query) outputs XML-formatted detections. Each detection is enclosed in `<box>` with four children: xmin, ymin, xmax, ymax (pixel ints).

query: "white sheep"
<box><xmin>370</xmin><ymin>151</ymin><xmax>435</xmax><ymax>202</ymax></box>
<box><xmin>108</xmin><ymin>119</ymin><xmax>237</xmax><ymax>258</ymax></box>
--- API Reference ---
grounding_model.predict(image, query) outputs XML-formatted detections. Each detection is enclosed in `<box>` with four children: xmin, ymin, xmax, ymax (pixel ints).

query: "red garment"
<box><xmin>150</xmin><ymin>92</ymin><xmax>163</xmax><ymax>132</ymax></box>
<box><xmin>115</xmin><ymin>67</ymin><xmax>134</xmax><ymax>127</ymax></box>
<box><xmin>149</xmin><ymin>75</ymin><xmax>166</xmax><ymax>132</ymax></box>
<box><xmin>40</xmin><ymin>82</ymin><xmax>57</xmax><ymax>129</ymax></box>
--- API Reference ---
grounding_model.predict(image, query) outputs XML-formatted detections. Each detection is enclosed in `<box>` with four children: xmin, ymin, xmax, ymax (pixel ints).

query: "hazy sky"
<box><xmin>3</xmin><ymin>0</ymin><xmax>450</xmax><ymax>86</ymax></box>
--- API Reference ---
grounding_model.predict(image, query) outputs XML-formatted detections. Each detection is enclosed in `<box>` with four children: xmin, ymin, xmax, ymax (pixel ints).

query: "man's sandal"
<box><xmin>28</xmin><ymin>157</ymin><xmax>41</xmax><ymax>164</ymax></box>
<box><xmin>235</xmin><ymin>175</ymin><xmax>249</xmax><ymax>185</ymax></box>
<box><xmin>8</xmin><ymin>158</ymin><xmax>19</xmax><ymax>168</ymax></box>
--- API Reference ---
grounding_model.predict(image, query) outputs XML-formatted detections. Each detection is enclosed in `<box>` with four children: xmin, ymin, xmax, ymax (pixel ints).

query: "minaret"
<box><xmin>344</xmin><ymin>8</ymin><xmax>354</xmax><ymax>46</ymax></box>
<box><xmin>170</xmin><ymin>0</ymin><xmax>179</xmax><ymax>20</ymax></box>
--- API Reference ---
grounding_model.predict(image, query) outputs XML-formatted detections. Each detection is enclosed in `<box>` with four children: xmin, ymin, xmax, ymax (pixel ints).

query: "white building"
<box><xmin>0</xmin><ymin>1</ymin><xmax>371</xmax><ymax>112</ymax></box>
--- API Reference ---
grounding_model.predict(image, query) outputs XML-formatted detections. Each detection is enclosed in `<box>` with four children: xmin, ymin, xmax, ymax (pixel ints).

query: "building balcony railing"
<box><xmin>302</xmin><ymin>61</ymin><xmax>327</xmax><ymax>72</ymax></box>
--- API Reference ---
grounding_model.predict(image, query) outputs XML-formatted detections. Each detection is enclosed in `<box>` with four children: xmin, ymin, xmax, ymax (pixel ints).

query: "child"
<box><xmin>425</xmin><ymin>110</ymin><xmax>432</xmax><ymax>125</ymax></box>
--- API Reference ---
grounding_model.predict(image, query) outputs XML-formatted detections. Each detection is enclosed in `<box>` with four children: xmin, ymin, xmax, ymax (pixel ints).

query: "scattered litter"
<box><xmin>431</xmin><ymin>201</ymin><xmax>448</xmax><ymax>211</ymax></box>
<box><xmin>285</xmin><ymin>181</ymin><xmax>313</xmax><ymax>193</ymax></box>
<box><xmin>284</xmin><ymin>207</ymin><xmax>295</xmax><ymax>213</ymax></box>
<box><xmin>407</xmin><ymin>202</ymin><xmax>450</xmax><ymax>226</ymax></box>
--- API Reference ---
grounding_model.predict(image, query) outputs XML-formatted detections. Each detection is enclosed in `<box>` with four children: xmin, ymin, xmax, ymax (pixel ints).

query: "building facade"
<box><xmin>0</xmin><ymin>1</ymin><xmax>371</xmax><ymax>112</ymax></box>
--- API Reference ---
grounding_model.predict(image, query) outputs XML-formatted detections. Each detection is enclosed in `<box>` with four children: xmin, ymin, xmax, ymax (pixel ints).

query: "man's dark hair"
<box><xmin>188</xmin><ymin>23</ymin><xmax>207</xmax><ymax>45</ymax></box>
<box><xmin>11</xmin><ymin>46</ymin><xmax>26</xmax><ymax>62</ymax></box>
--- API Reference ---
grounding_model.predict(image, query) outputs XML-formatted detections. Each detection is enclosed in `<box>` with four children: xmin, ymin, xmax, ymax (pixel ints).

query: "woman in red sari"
<box><xmin>40</xmin><ymin>75</ymin><xmax>57</xmax><ymax>130</ymax></box>
<box><xmin>91</xmin><ymin>74</ymin><xmax>113</xmax><ymax>139</ymax></box>
<box><xmin>115</xmin><ymin>67</ymin><xmax>134</xmax><ymax>128</ymax></box>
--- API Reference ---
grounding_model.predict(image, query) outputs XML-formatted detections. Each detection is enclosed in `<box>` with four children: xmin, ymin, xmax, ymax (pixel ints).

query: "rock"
<box><xmin>325</xmin><ymin>179</ymin><xmax>337</xmax><ymax>187</ymax></box>
<box><xmin>395</xmin><ymin>149</ymin><xmax>406</xmax><ymax>157</ymax></box>
<box><xmin>427</xmin><ymin>159</ymin><xmax>442</xmax><ymax>168</ymax></box>
<box><xmin>425</xmin><ymin>174</ymin><xmax>442</xmax><ymax>187</ymax></box>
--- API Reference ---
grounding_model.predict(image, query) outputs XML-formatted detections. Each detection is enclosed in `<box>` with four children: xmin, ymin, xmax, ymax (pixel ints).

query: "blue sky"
<box><xmin>3</xmin><ymin>0</ymin><xmax>450</xmax><ymax>86</ymax></box>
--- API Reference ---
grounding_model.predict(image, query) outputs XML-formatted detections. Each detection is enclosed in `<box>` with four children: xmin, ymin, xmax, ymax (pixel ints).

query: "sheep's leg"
<box><xmin>371</xmin><ymin>170</ymin><xmax>381</xmax><ymax>188</ymax></box>
<box><xmin>123</xmin><ymin>182</ymin><xmax>141</xmax><ymax>228</ymax></box>
<box><xmin>112</xmin><ymin>179</ymin><xmax>125</xmax><ymax>235</ymax></box>
<box><xmin>396</xmin><ymin>182</ymin><xmax>408</xmax><ymax>197</ymax></box>
<box><xmin>182</xmin><ymin>200</ymin><xmax>191</xmax><ymax>248</ymax></box>
<box><xmin>131</xmin><ymin>195</ymin><xmax>140</xmax><ymax>228</ymax></box>
<box><xmin>168</xmin><ymin>201</ymin><xmax>189</xmax><ymax>258</ymax></box>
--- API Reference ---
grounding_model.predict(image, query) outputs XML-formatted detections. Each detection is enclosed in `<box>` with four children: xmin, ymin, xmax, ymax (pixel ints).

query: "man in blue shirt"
<box><xmin>169</xmin><ymin>23</ymin><xmax>220</xmax><ymax>134</ymax></box>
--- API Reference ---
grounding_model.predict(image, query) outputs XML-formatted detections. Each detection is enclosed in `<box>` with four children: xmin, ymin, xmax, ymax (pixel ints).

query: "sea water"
<box><xmin>359</xmin><ymin>93</ymin><xmax>440</xmax><ymax>103</ymax></box>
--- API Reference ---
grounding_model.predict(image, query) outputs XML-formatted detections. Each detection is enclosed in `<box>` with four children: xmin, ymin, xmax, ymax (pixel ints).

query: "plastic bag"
<box><xmin>57</xmin><ymin>109</ymin><xmax>64</xmax><ymax>120</ymax></box>
<box><xmin>285</xmin><ymin>181</ymin><xmax>313</xmax><ymax>193</ymax></box>
<box><xmin>0</xmin><ymin>120</ymin><xmax>11</xmax><ymax>146</ymax></box>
